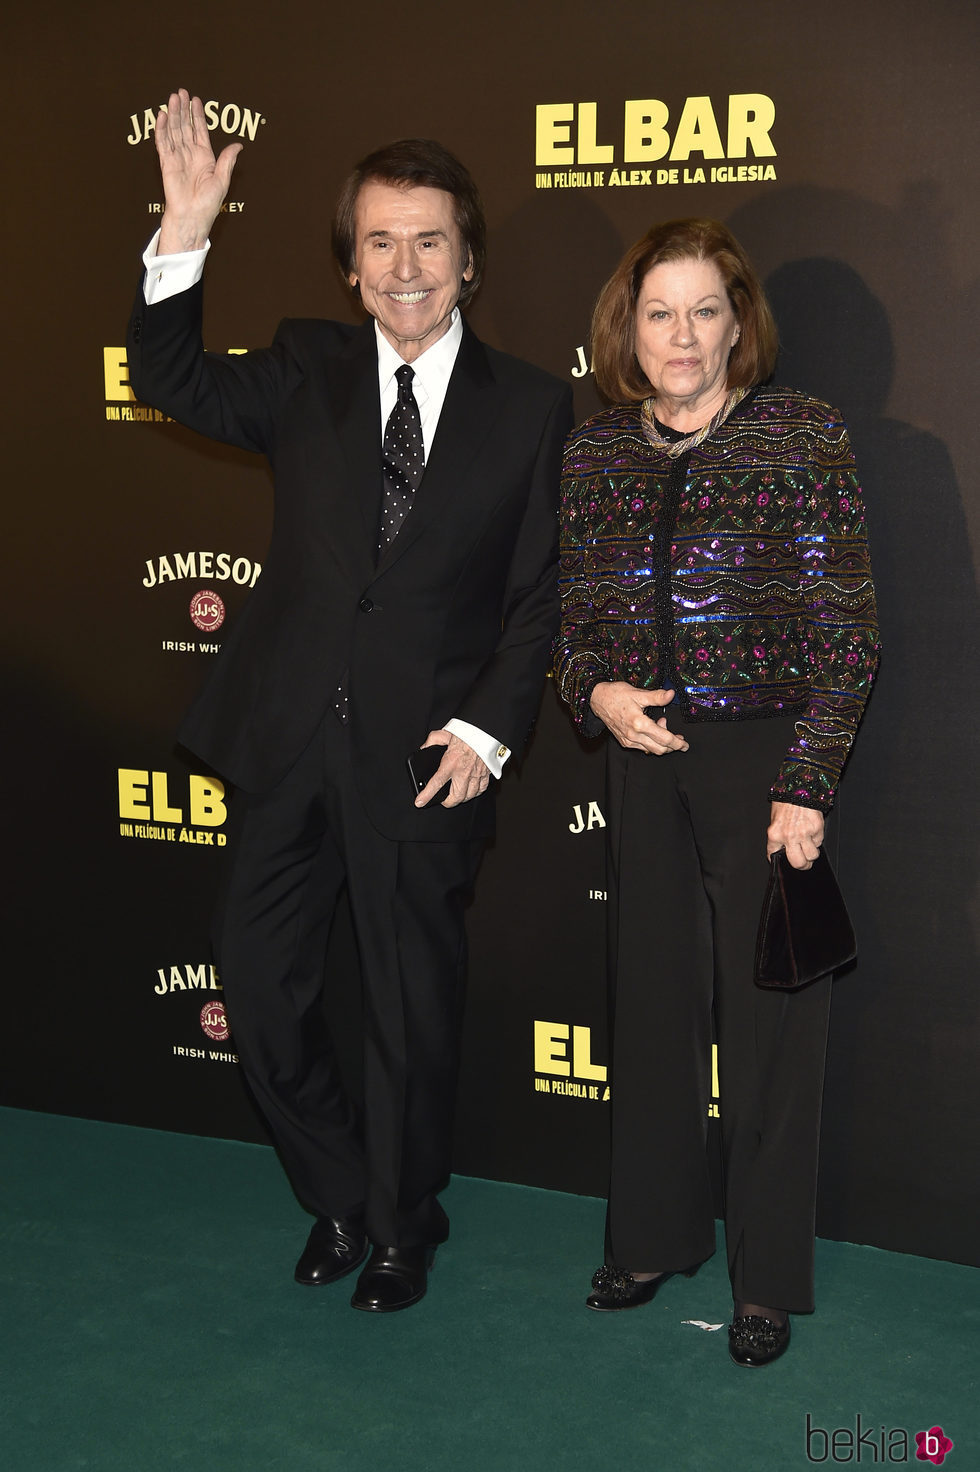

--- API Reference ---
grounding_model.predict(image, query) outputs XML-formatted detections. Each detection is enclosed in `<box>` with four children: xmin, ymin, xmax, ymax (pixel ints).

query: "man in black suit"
<box><xmin>129</xmin><ymin>90</ymin><xmax>572</xmax><ymax>1311</ymax></box>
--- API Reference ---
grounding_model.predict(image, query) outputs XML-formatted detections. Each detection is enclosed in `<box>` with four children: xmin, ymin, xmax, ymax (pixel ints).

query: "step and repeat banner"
<box><xmin>4</xmin><ymin>0</ymin><xmax>977</xmax><ymax>1266</ymax></box>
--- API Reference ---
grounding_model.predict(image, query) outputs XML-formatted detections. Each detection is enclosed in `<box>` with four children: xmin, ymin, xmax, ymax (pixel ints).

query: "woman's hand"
<box><xmin>589</xmin><ymin>683</ymin><xmax>689</xmax><ymax>755</ymax></box>
<box><xmin>767</xmin><ymin>801</ymin><xmax>825</xmax><ymax>870</ymax></box>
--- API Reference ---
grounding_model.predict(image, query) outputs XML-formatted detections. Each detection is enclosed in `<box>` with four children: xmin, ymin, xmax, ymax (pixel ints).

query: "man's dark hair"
<box><xmin>331</xmin><ymin>138</ymin><xmax>487</xmax><ymax>309</ymax></box>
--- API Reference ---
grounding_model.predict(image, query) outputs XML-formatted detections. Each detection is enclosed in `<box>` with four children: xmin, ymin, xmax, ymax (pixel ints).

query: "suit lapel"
<box><xmin>376</xmin><ymin>323</ymin><xmax>499</xmax><ymax>574</ymax></box>
<box><xmin>321</xmin><ymin>319</ymin><xmax>382</xmax><ymax>583</ymax></box>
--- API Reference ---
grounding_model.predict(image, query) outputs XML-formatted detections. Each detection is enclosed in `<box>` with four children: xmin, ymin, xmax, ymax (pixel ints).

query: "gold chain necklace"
<box><xmin>640</xmin><ymin>385</ymin><xmax>749</xmax><ymax>458</ymax></box>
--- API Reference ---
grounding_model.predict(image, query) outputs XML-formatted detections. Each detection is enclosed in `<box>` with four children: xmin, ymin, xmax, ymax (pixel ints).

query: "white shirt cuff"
<box><xmin>444</xmin><ymin>720</ymin><xmax>510</xmax><ymax>779</ymax></box>
<box><xmin>142</xmin><ymin>228</ymin><xmax>210</xmax><ymax>304</ymax></box>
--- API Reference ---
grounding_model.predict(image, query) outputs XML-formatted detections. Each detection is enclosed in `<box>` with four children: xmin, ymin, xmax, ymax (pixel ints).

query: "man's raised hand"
<box><xmin>156</xmin><ymin>90</ymin><xmax>243</xmax><ymax>254</ymax></box>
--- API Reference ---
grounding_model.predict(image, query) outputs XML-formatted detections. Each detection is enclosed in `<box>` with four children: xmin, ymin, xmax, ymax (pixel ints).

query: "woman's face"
<box><xmin>634</xmin><ymin>256</ymin><xmax>740</xmax><ymax>418</ymax></box>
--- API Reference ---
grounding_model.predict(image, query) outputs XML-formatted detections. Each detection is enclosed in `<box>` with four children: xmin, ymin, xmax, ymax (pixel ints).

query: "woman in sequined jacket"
<box><xmin>554</xmin><ymin>219</ymin><xmax>879</xmax><ymax>1367</ymax></box>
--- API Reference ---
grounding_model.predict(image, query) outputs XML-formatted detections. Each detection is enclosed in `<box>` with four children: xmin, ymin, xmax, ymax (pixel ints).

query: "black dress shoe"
<box><xmin>586</xmin><ymin>1262</ymin><xmax>700</xmax><ymax>1312</ymax></box>
<box><xmin>294</xmin><ymin>1216</ymin><xmax>369</xmax><ymax>1286</ymax></box>
<box><xmin>350</xmin><ymin>1244</ymin><xmax>436</xmax><ymax>1313</ymax></box>
<box><xmin>728</xmin><ymin>1314</ymin><xmax>791</xmax><ymax>1367</ymax></box>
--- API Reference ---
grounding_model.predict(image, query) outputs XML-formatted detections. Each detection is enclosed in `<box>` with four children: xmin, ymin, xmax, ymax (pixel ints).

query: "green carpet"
<box><xmin>1</xmin><ymin>1107</ymin><xmax>975</xmax><ymax>1471</ymax></box>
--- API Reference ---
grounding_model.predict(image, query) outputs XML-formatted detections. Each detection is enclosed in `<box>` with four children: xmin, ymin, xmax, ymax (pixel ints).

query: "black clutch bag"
<box><xmin>754</xmin><ymin>849</ymin><xmax>857</xmax><ymax>990</ymax></box>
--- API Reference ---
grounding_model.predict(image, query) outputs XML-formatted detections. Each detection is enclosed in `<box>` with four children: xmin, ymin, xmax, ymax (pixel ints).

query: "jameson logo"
<box><xmin>142</xmin><ymin>552</ymin><xmax>262</xmax><ymax>589</ymax></box>
<box><xmin>200</xmin><ymin>1000</ymin><xmax>230</xmax><ymax>1042</ymax></box>
<box><xmin>155</xmin><ymin>964</ymin><xmax>221</xmax><ymax>995</ymax></box>
<box><xmin>572</xmin><ymin>346</ymin><xmax>593</xmax><ymax>378</ymax></box>
<box><xmin>568</xmin><ymin>800</ymin><xmax>605</xmax><ymax>834</ymax></box>
<box><xmin>126</xmin><ymin>100</ymin><xmax>266</xmax><ymax>145</ymax></box>
<box><xmin>805</xmin><ymin>1414</ymin><xmax>954</xmax><ymax>1464</ymax></box>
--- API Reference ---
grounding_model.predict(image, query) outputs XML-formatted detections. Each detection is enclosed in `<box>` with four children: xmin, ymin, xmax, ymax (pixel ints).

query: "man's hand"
<box><xmin>589</xmin><ymin>682</ymin><xmax>689</xmax><ymax>755</ymax></box>
<box><xmin>414</xmin><ymin>732</ymin><xmax>491</xmax><ymax>808</ymax></box>
<box><xmin>155</xmin><ymin>89</ymin><xmax>243</xmax><ymax>254</ymax></box>
<box><xmin>767</xmin><ymin>801</ymin><xmax>825</xmax><ymax>870</ymax></box>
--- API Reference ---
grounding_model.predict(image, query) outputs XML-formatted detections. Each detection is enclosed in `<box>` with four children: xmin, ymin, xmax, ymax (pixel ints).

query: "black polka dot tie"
<box><xmin>378</xmin><ymin>363</ymin><xmax>424</xmax><ymax>553</ymax></box>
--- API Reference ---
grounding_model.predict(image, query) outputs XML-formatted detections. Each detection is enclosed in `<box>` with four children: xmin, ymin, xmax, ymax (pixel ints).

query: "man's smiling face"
<box><xmin>350</xmin><ymin>180</ymin><xmax>474</xmax><ymax>363</ymax></box>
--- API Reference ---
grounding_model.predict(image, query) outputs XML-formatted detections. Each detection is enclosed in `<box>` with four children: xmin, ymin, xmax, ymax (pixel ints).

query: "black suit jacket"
<box><xmin>127</xmin><ymin>281</ymin><xmax>573</xmax><ymax>840</ymax></box>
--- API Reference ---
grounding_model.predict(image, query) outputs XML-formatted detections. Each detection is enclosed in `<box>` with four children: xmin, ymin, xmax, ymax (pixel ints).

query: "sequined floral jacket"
<box><xmin>553</xmin><ymin>386</ymin><xmax>880</xmax><ymax>811</ymax></box>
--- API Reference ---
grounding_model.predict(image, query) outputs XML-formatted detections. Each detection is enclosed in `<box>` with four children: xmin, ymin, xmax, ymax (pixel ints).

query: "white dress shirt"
<box><xmin>374</xmin><ymin>311</ymin><xmax>460</xmax><ymax>461</ymax></box>
<box><xmin>140</xmin><ymin>232</ymin><xmax>510</xmax><ymax>777</ymax></box>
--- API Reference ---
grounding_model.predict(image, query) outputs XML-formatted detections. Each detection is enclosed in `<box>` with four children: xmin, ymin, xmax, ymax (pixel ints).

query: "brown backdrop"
<box><xmin>3</xmin><ymin>0</ymin><xmax>977</xmax><ymax>1266</ymax></box>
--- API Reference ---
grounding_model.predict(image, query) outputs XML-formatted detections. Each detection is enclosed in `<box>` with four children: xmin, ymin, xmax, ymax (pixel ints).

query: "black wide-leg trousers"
<box><xmin>603</xmin><ymin>713</ymin><xmax>833</xmax><ymax>1313</ymax></box>
<box><xmin>213</xmin><ymin>713</ymin><xmax>482</xmax><ymax>1249</ymax></box>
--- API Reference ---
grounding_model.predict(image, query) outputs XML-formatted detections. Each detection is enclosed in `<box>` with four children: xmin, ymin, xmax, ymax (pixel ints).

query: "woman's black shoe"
<box><xmin>586</xmin><ymin>1262</ymin><xmax>699</xmax><ymax>1312</ymax></box>
<box><xmin>728</xmin><ymin>1314</ymin><xmax>791</xmax><ymax>1366</ymax></box>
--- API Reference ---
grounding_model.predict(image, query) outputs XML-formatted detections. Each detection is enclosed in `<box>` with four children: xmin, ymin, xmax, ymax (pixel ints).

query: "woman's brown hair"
<box><xmin>590</xmin><ymin>217</ymin><xmax>778</xmax><ymax>402</ymax></box>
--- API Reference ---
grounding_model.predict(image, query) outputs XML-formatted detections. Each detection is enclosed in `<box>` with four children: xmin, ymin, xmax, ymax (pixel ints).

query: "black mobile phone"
<box><xmin>406</xmin><ymin>746</ymin><xmax>452</xmax><ymax>805</ymax></box>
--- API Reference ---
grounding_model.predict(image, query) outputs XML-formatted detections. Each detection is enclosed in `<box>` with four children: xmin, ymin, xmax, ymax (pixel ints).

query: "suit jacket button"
<box><xmin>358</xmin><ymin>597</ymin><xmax>374</xmax><ymax>613</ymax></box>
<box><xmin>132</xmin><ymin>318</ymin><xmax>142</xmax><ymax>341</ymax></box>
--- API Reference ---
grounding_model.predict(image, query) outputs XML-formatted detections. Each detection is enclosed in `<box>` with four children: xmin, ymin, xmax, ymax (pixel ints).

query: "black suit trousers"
<box><xmin>213</xmin><ymin>712</ymin><xmax>483</xmax><ymax>1248</ymax></box>
<box><xmin>603</xmin><ymin>712</ymin><xmax>833</xmax><ymax>1313</ymax></box>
